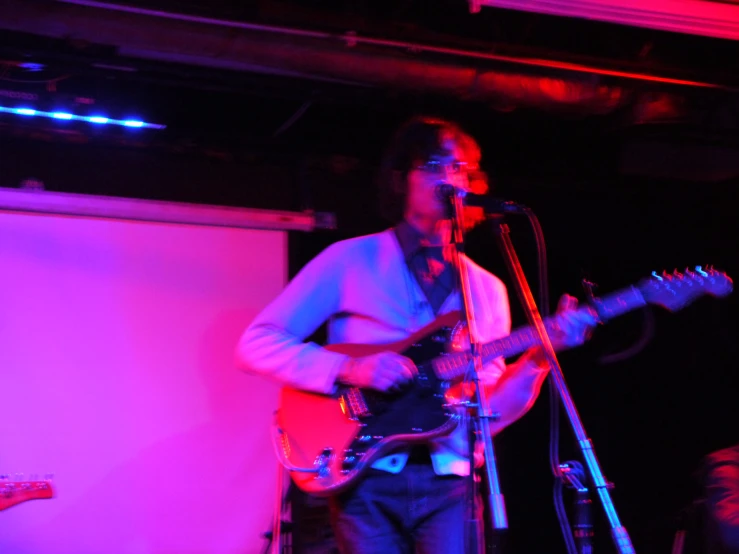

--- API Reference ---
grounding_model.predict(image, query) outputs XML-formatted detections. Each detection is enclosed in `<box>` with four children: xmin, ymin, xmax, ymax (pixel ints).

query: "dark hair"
<box><xmin>377</xmin><ymin>115</ymin><xmax>482</xmax><ymax>224</ymax></box>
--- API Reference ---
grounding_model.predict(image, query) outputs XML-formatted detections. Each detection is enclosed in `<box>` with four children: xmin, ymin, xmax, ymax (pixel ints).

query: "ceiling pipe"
<box><xmin>0</xmin><ymin>0</ymin><xmax>722</xmax><ymax>116</ymax></box>
<box><xmin>49</xmin><ymin>0</ymin><xmax>728</xmax><ymax>90</ymax></box>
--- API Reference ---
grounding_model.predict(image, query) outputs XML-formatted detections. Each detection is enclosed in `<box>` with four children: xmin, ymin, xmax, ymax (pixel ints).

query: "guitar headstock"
<box><xmin>639</xmin><ymin>266</ymin><xmax>733</xmax><ymax>312</ymax></box>
<box><xmin>0</xmin><ymin>477</ymin><xmax>55</xmax><ymax>511</ymax></box>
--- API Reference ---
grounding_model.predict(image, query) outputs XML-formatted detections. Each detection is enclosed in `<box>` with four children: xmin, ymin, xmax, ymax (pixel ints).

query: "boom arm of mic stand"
<box><xmin>491</xmin><ymin>217</ymin><xmax>636</xmax><ymax>554</ymax></box>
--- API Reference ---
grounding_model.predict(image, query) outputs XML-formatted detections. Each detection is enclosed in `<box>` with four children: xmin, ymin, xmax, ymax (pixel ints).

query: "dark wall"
<box><xmin>2</xmin><ymin>91</ymin><xmax>737</xmax><ymax>554</ymax></box>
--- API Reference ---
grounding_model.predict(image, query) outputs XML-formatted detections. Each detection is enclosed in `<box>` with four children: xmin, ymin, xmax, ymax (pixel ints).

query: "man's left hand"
<box><xmin>549</xmin><ymin>293</ymin><xmax>598</xmax><ymax>351</ymax></box>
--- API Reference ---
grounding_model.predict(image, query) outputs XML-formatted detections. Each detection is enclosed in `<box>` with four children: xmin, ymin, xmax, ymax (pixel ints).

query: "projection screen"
<box><xmin>0</xmin><ymin>187</ymin><xmax>311</xmax><ymax>554</ymax></box>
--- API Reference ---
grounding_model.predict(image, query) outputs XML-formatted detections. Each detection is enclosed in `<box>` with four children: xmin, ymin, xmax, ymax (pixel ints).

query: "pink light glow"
<box><xmin>0</xmin><ymin>209</ymin><xmax>287</xmax><ymax>553</ymax></box>
<box><xmin>480</xmin><ymin>0</ymin><xmax>739</xmax><ymax>41</ymax></box>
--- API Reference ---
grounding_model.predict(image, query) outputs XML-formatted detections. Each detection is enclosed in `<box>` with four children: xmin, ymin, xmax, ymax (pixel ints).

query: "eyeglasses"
<box><xmin>415</xmin><ymin>160</ymin><xmax>469</xmax><ymax>175</ymax></box>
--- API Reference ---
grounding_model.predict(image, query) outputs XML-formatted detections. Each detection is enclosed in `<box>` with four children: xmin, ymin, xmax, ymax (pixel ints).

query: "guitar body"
<box><xmin>276</xmin><ymin>312</ymin><xmax>466</xmax><ymax>497</ymax></box>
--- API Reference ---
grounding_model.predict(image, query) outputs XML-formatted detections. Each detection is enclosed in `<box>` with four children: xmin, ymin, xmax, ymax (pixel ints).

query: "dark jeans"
<box><xmin>328</xmin><ymin>461</ymin><xmax>482</xmax><ymax>554</ymax></box>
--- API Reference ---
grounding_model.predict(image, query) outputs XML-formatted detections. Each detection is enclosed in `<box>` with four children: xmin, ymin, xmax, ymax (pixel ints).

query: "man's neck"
<box><xmin>403</xmin><ymin>215</ymin><xmax>451</xmax><ymax>245</ymax></box>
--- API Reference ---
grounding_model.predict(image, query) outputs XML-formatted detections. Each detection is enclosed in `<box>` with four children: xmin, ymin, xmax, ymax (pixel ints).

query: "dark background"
<box><xmin>1</xmin><ymin>1</ymin><xmax>737</xmax><ymax>552</ymax></box>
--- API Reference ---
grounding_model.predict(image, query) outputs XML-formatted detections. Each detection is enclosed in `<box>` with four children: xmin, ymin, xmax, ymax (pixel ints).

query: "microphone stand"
<box><xmin>490</xmin><ymin>217</ymin><xmax>636</xmax><ymax>554</ymax></box>
<box><xmin>446</xmin><ymin>190</ymin><xmax>508</xmax><ymax>554</ymax></box>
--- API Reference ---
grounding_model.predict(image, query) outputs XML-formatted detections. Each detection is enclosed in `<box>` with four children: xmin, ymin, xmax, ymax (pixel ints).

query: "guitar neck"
<box><xmin>432</xmin><ymin>285</ymin><xmax>647</xmax><ymax>381</ymax></box>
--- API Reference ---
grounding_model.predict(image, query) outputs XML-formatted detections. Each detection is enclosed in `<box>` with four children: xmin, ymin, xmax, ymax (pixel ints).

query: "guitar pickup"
<box><xmin>341</xmin><ymin>388</ymin><xmax>371</xmax><ymax>419</ymax></box>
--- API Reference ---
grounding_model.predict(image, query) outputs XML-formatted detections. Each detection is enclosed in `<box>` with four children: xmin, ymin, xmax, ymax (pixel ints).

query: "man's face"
<box><xmin>405</xmin><ymin>139</ymin><xmax>471</xmax><ymax>222</ymax></box>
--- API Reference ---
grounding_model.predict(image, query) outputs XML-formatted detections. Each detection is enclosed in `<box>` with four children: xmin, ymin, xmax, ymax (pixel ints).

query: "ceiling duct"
<box><xmin>0</xmin><ymin>0</ymin><xmax>724</xmax><ymax>116</ymax></box>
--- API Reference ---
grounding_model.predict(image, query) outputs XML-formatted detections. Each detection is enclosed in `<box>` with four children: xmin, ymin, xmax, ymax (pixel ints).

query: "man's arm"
<box><xmin>484</xmin><ymin>348</ymin><xmax>549</xmax><ymax>434</ymax></box>
<box><xmin>235</xmin><ymin>242</ymin><xmax>350</xmax><ymax>394</ymax></box>
<box><xmin>235</xmin><ymin>240</ymin><xmax>417</xmax><ymax>395</ymax></box>
<box><xmin>483</xmin><ymin>293</ymin><xmax>596</xmax><ymax>435</ymax></box>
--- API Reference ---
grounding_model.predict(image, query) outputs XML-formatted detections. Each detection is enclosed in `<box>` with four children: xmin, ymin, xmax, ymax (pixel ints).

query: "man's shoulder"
<box><xmin>316</xmin><ymin>226</ymin><xmax>393</xmax><ymax>265</ymax></box>
<box><xmin>463</xmin><ymin>256</ymin><xmax>506</xmax><ymax>293</ymax></box>
<box><xmin>320</xmin><ymin>229</ymin><xmax>395</xmax><ymax>258</ymax></box>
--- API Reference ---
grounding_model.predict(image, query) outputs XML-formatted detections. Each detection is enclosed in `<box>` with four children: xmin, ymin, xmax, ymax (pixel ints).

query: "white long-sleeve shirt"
<box><xmin>236</xmin><ymin>227</ymin><xmax>511</xmax><ymax>476</ymax></box>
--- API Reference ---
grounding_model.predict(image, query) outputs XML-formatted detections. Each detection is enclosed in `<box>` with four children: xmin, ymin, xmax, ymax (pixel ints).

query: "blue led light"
<box><xmin>0</xmin><ymin>104</ymin><xmax>166</xmax><ymax>129</ymax></box>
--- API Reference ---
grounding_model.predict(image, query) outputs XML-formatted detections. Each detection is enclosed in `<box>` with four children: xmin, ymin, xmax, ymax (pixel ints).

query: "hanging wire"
<box><xmin>522</xmin><ymin>208</ymin><xmax>578</xmax><ymax>554</ymax></box>
<box><xmin>272</xmin><ymin>99</ymin><xmax>313</xmax><ymax>138</ymax></box>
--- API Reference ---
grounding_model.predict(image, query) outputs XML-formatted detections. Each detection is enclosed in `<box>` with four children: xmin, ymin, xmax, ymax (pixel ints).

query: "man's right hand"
<box><xmin>337</xmin><ymin>352</ymin><xmax>418</xmax><ymax>392</ymax></box>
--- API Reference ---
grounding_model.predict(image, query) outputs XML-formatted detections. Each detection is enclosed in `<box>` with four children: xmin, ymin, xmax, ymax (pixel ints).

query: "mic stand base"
<box><xmin>561</xmin><ymin>461</ymin><xmax>594</xmax><ymax>554</ymax></box>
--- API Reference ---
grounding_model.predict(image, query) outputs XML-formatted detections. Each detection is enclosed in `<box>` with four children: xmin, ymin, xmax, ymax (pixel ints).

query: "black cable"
<box><xmin>523</xmin><ymin>209</ymin><xmax>578</xmax><ymax>554</ymax></box>
<box><xmin>272</xmin><ymin>100</ymin><xmax>313</xmax><ymax>138</ymax></box>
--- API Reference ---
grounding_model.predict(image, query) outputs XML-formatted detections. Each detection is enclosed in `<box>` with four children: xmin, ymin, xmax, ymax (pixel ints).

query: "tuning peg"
<box><xmin>672</xmin><ymin>269</ymin><xmax>684</xmax><ymax>279</ymax></box>
<box><xmin>686</xmin><ymin>267</ymin><xmax>703</xmax><ymax>283</ymax></box>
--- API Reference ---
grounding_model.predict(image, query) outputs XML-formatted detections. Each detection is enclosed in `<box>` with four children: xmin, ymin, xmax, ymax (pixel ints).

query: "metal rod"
<box><xmin>446</xmin><ymin>190</ymin><xmax>508</xmax><ymax>554</ymax></box>
<box><xmin>52</xmin><ymin>0</ymin><xmax>729</xmax><ymax>89</ymax></box>
<box><xmin>0</xmin><ymin>187</ymin><xmax>331</xmax><ymax>232</ymax></box>
<box><xmin>493</xmin><ymin>220</ymin><xmax>635</xmax><ymax>554</ymax></box>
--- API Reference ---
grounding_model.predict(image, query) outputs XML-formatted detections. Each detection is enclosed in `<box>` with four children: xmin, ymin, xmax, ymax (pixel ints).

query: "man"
<box><xmin>236</xmin><ymin>116</ymin><xmax>597</xmax><ymax>553</ymax></box>
<box><xmin>703</xmin><ymin>443</ymin><xmax>739</xmax><ymax>553</ymax></box>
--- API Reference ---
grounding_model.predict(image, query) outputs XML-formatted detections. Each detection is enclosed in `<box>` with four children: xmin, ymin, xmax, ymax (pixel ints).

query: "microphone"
<box><xmin>435</xmin><ymin>183</ymin><xmax>525</xmax><ymax>214</ymax></box>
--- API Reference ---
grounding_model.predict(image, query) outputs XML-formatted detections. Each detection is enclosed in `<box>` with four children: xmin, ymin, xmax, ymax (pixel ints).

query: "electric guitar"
<box><xmin>273</xmin><ymin>267</ymin><xmax>732</xmax><ymax>496</ymax></box>
<box><xmin>1</xmin><ymin>478</ymin><xmax>55</xmax><ymax>510</ymax></box>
